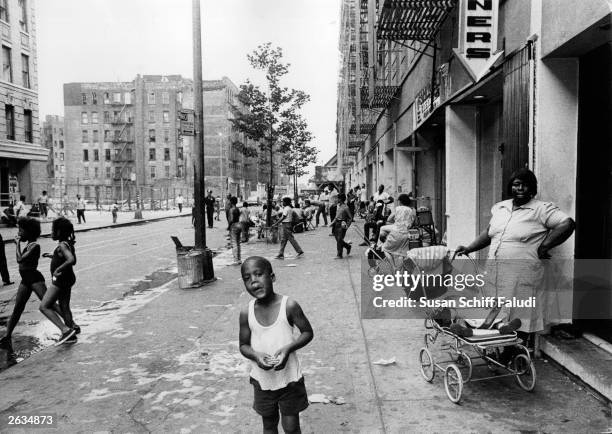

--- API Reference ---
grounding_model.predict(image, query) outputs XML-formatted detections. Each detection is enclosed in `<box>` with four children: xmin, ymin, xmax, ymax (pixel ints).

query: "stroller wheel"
<box><xmin>419</xmin><ymin>347</ymin><xmax>435</xmax><ymax>382</ymax></box>
<box><xmin>444</xmin><ymin>364</ymin><xmax>463</xmax><ymax>403</ymax></box>
<box><xmin>455</xmin><ymin>351</ymin><xmax>473</xmax><ymax>382</ymax></box>
<box><xmin>514</xmin><ymin>353</ymin><xmax>536</xmax><ymax>391</ymax></box>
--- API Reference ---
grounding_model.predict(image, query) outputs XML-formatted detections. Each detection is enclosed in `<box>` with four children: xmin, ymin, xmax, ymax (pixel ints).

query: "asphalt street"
<box><xmin>0</xmin><ymin>216</ymin><xmax>610</xmax><ymax>433</ymax></box>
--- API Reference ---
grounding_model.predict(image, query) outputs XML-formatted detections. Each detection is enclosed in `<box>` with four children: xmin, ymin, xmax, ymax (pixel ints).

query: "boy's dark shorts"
<box><xmin>250</xmin><ymin>376</ymin><xmax>309</xmax><ymax>417</ymax></box>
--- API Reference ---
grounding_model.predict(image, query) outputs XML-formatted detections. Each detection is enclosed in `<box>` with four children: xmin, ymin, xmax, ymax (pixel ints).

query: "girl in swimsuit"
<box><xmin>40</xmin><ymin>217</ymin><xmax>79</xmax><ymax>344</ymax></box>
<box><xmin>0</xmin><ymin>217</ymin><xmax>71</xmax><ymax>354</ymax></box>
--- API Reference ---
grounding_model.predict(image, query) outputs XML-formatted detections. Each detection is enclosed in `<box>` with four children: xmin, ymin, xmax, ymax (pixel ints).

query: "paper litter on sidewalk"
<box><xmin>308</xmin><ymin>394</ymin><xmax>346</xmax><ymax>405</ymax></box>
<box><xmin>372</xmin><ymin>357</ymin><xmax>396</xmax><ymax>366</ymax></box>
<box><xmin>284</xmin><ymin>264</ymin><xmax>297</xmax><ymax>267</ymax></box>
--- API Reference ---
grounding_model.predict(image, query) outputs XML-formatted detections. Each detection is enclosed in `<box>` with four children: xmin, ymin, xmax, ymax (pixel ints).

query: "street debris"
<box><xmin>308</xmin><ymin>394</ymin><xmax>346</xmax><ymax>405</ymax></box>
<box><xmin>284</xmin><ymin>264</ymin><xmax>297</xmax><ymax>267</ymax></box>
<box><xmin>372</xmin><ymin>357</ymin><xmax>396</xmax><ymax>366</ymax></box>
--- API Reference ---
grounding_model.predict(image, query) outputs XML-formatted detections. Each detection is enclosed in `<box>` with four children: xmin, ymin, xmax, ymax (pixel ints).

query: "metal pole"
<box><xmin>193</xmin><ymin>0</ymin><xmax>206</xmax><ymax>248</ymax></box>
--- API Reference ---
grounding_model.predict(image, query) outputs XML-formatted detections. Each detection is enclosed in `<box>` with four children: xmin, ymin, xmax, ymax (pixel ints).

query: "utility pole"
<box><xmin>190</xmin><ymin>0</ymin><xmax>215</xmax><ymax>283</ymax></box>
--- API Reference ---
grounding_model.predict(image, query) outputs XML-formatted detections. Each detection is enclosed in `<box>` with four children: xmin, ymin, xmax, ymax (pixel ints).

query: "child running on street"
<box><xmin>239</xmin><ymin>256</ymin><xmax>313</xmax><ymax>434</ymax></box>
<box><xmin>0</xmin><ymin>218</ymin><xmax>73</xmax><ymax>354</ymax></box>
<box><xmin>41</xmin><ymin>217</ymin><xmax>80</xmax><ymax>343</ymax></box>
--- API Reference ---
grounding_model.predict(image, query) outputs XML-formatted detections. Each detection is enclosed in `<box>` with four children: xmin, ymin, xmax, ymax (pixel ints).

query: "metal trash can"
<box><xmin>176</xmin><ymin>247</ymin><xmax>205</xmax><ymax>289</ymax></box>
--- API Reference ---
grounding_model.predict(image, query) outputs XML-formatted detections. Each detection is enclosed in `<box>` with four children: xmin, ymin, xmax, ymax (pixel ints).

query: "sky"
<box><xmin>35</xmin><ymin>0</ymin><xmax>341</xmax><ymax>168</ymax></box>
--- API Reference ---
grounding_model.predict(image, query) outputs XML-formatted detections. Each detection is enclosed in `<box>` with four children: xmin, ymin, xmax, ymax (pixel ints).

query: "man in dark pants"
<box><xmin>0</xmin><ymin>234</ymin><xmax>13</xmax><ymax>285</ymax></box>
<box><xmin>331</xmin><ymin>193</ymin><xmax>352</xmax><ymax>258</ymax></box>
<box><xmin>204</xmin><ymin>190</ymin><xmax>216</xmax><ymax>229</ymax></box>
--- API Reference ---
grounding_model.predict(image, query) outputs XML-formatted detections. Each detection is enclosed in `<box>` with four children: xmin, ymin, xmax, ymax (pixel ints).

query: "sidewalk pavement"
<box><xmin>0</xmin><ymin>207</ymin><xmax>193</xmax><ymax>243</ymax></box>
<box><xmin>0</xmin><ymin>226</ymin><xmax>610</xmax><ymax>433</ymax></box>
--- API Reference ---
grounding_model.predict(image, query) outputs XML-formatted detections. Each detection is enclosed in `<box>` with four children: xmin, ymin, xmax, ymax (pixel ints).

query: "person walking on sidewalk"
<box><xmin>274</xmin><ymin>198</ymin><xmax>304</xmax><ymax>260</ymax></box>
<box><xmin>37</xmin><ymin>191</ymin><xmax>49</xmax><ymax>220</ymax></box>
<box><xmin>176</xmin><ymin>193</ymin><xmax>184</xmax><ymax>213</ymax></box>
<box><xmin>111</xmin><ymin>201</ymin><xmax>119</xmax><ymax>224</ymax></box>
<box><xmin>240</xmin><ymin>202</ymin><xmax>252</xmax><ymax>242</ymax></box>
<box><xmin>76</xmin><ymin>195</ymin><xmax>86</xmax><ymax>224</ymax></box>
<box><xmin>204</xmin><ymin>190</ymin><xmax>216</xmax><ymax>229</ymax></box>
<box><xmin>239</xmin><ymin>256</ymin><xmax>313</xmax><ymax>434</ymax></box>
<box><xmin>0</xmin><ymin>218</ymin><xmax>73</xmax><ymax>354</ymax></box>
<box><xmin>315</xmin><ymin>189</ymin><xmax>328</xmax><ymax>227</ymax></box>
<box><xmin>41</xmin><ymin>217</ymin><xmax>80</xmax><ymax>344</ymax></box>
<box><xmin>228</xmin><ymin>196</ymin><xmax>242</xmax><ymax>266</ymax></box>
<box><xmin>330</xmin><ymin>193</ymin><xmax>353</xmax><ymax>259</ymax></box>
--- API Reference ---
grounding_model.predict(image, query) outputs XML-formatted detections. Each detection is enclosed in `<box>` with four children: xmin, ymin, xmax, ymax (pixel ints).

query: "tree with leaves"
<box><xmin>279</xmin><ymin>114</ymin><xmax>318</xmax><ymax>205</ymax></box>
<box><xmin>230</xmin><ymin>43</ymin><xmax>310</xmax><ymax>225</ymax></box>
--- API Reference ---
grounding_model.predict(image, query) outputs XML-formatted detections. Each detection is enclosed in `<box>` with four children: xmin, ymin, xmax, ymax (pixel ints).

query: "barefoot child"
<box><xmin>0</xmin><ymin>218</ymin><xmax>72</xmax><ymax>354</ymax></box>
<box><xmin>41</xmin><ymin>217</ymin><xmax>80</xmax><ymax>342</ymax></box>
<box><xmin>239</xmin><ymin>256</ymin><xmax>313</xmax><ymax>434</ymax></box>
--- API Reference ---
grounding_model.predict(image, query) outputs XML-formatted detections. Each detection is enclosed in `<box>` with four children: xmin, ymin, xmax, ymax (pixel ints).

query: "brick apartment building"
<box><xmin>0</xmin><ymin>0</ymin><xmax>47</xmax><ymax>205</ymax></box>
<box><xmin>60</xmin><ymin>75</ymin><xmax>273</xmax><ymax>205</ymax></box>
<box><xmin>41</xmin><ymin>114</ymin><xmax>64</xmax><ymax>191</ymax></box>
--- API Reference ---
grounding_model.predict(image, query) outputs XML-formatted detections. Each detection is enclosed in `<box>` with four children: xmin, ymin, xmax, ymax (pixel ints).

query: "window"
<box><xmin>148</xmin><ymin>92</ymin><xmax>155</xmax><ymax>104</ymax></box>
<box><xmin>124</xmin><ymin>92</ymin><xmax>131</xmax><ymax>104</ymax></box>
<box><xmin>113</xmin><ymin>111</ymin><xmax>119</xmax><ymax>122</ymax></box>
<box><xmin>162</xmin><ymin>92</ymin><xmax>169</xmax><ymax>105</ymax></box>
<box><xmin>115</xmin><ymin>167</ymin><xmax>121</xmax><ymax>178</ymax></box>
<box><xmin>5</xmin><ymin>104</ymin><xmax>14</xmax><ymax>140</ymax></box>
<box><xmin>150</xmin><ymin>166</ymin><xmax>156</xmax><ymax>179</ymax></box>
<box><xmin>103</xmin><ymin>92</ymin><xmax>110</xmax><ymax>104</ymax></box>
<box><xmin>59</xmin><ymin>140</ymin><xmax>64</xmax><ymax>148</ymax></box>
<box><xmin>2</xmin><ymin>46</ymin><xmax>12</xmax><ymax>82</ymax></box>
<box><xmin>83</xmin><ymin>150</ymin><xmax>89</xmax><ymax>161</ymax></box>
<box><xmin>177</xmin><ymin>165</ymin><xmax>183</xmax><ymax>177</ymax></box>
<box><xmin>164</xmin><ymin>166</ymin><xmax>170</xmax><ymax>178</ymax></box>
<box><xmin>104</xmin><ymin>130</ymin><xmax>110</xmax><ymax>141</ymax></box>
<box><xmin>106</xmin><ymin>166</ymin><xmax>111</xmax><ymax>178</ymax></box>
<box><xmin>105</xmin><ymin>149</ymin><xmax>111</xmax><ymax>161</ymax></box>
<box><xmin>92</xmin><ymin>112</ymin><xmax>98</xmax><ymax>124</ymax></box>
<box><xmin>148</xmin><ymin>110</ymin><xmax>155</xmax><ymax>122</ymax></box>
<box><xmin>18</xmin><ymin>0</ymin><xmax>27</xmax><ymax>32</ymax></box>
<box><xmin>114</xmin><ymin>148</ymin><xmax>119</xmax><ymax>159</ymax></box>
<box><xmin>114</xmin><ymin>130</ymin><xmax>120</xmax><ymax>141</ymax></box>
<box><xmin>59</xmin><ymin>152</ymin><xmax>64</xmax><ymax>161</ymax></box>
<box><xmin>59</xmin><ymin>128</ymin><xmax>63</xmax><ymax>136</ymax></box>
<box><xmin>23</xmin><ymin>109</ymin><xmax>32</xmax><ymax>142</ymax></box>
<box><xmin>21</xmin><ymin>54</ymin><xmax>29</xmax><ymax>88</ymax></box>
<box><xmin>91</xmin><ymin>92</ymin><xmax>97</xmax><ymax>105</ymax></box>
<box><xmin>163</xmin><ymin>111</ymin><xmax>169</xmax><ymax>123</ymax></box>
<box><xmin>92</xmin><ymin>130</ymin><xmax>99</xmax><ymax>142</ymax></box>
<box><xmin>177</xmin><ymin>91</ymin><xmax>183</xmax><ymax>103</ymax></box>
<box><xmin>164</xmin><ymin>148</ymin><xmax>170</xmax><ymax>161</ymax></box>
<box><xmin>81</xmin><ymin>130</ymin><xmax>88</xmax><ymax>142</ymax></box>
<box><xmin>94</xmin><ymin>167</ymin><xmax>99</xmax><ymax>178</ymax></box>
<box><xmin>81</xmin><ymin>93</ymin><xmax>87</xmax><ymax>105</ymax></box>
<box><xmin>84</xmin><ymin>167</ymin><xmax>89</xmax><ymax>179</ymax></box>
<box><xmin>103</xmin><ymin>111</ymin><xmax>110</xmax><ymax>123</ymax></box>
<box><xmin>0</xmin><ymin>0</ymin><xmax>7</xmax><ymax>22</ymax></box>
<box><xmin>177</xmin><ymin>147</ymin><xmax>184</xmax><ymax>160</ymax></box>
<box><xmin>149</xmin><ymin>129</ymin><xmax>156</xmax><ymax>142</ymax></box>
<box><xmin>164</xmin><ymin>129</ymin><xmax>169</xmax><ymax>142</ymax></box>
<box><xmin>125</xmin><ymin>110</ymin><xmax>132</xmax><ymax>122</ymax></box>
<box><xmin>81</xmin><ymin>112</ymin><xmax>88</xmax><ymax>124</ymax></box>
<box><xmin>93</xmin><ymin>149</ymin><xmax>99</xmax><ymax>161</ymax></box>
<box><xmin>126</xmin><ymin>147</ymin><xmax>133</xmax><ymax>160</ymax></box>
<box><xmin>113</xmin><ymin>92</ymin><xmax>121</xmax><ymax>103</ymax></box>
<box><xmin>149</xmin><ymin>148</ymin><xmax>156</xmax><ymax>161</ymax></box>
<box><xmin>60</xmin><ymin>165</ymin><xmax>65</xmax><ymax>173</ymax></box>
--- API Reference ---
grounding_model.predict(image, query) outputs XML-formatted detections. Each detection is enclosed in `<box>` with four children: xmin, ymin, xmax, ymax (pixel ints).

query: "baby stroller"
<box><xmin>406</xmin><ymin>247</ymin><xmax>536</xmax><ymax>403</ymax></box>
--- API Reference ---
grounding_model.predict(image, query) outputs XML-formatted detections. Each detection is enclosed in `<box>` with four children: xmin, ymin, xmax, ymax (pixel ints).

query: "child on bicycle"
<box><xmin>239</xmin><ymin>256</ymin><xmax>313</xmax><ymax>433</ymax></box>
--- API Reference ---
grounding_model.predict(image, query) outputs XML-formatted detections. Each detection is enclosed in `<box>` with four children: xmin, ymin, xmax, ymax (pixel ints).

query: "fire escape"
<box><xmin>111</xmin><ymin>99</ymin><xmax>134</xmax><ymax>186</ymax></box>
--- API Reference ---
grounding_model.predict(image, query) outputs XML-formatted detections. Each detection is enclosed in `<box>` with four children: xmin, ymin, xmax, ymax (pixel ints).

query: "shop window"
<box><xmin>23</xmin><ymin>109</ymin><xmax>32</xmax><ymax>142</ymax></box>
<box><xmin>2</xmin><ymin>46</ymin><xmax>11</xmax><ymax>82</ymax></box>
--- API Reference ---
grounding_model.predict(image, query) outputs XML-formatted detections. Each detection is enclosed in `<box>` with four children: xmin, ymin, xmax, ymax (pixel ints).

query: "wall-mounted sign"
<box><xmin>178</xmin><ymin>109</ymin><xmax>195</xmax><ymax>136</ymax></box>
<box><xmin>414</xmin><ymin>64</ymin><xmax>449</xmax><ymax>128</ymax></box>
<box><xmin>453</xmin><ymin>0</ymin><xmax>503</xmax><ymax>82</ymax></box>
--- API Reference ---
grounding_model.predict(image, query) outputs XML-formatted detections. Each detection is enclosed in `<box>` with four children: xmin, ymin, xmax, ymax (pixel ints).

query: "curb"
<box><xmin>1</xmin><ymin>212</ymin><xmax>193</xmax><ymax>245</ymax></box>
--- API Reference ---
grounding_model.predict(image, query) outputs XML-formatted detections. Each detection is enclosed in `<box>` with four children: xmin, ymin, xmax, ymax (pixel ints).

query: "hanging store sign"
<box><xmin>454</xmin><ymin>0</ymin><xmax>503</xmax><ymax>82</ymax></box>
<box><xmin>414</xmin><ymin>64</ymin><xmax>448</xmax><ymax>128</ymax></box>
<box><xmin>178</xmin><ymin>109</ymin><xmax>195</xmax><ymax>136</ymax></box>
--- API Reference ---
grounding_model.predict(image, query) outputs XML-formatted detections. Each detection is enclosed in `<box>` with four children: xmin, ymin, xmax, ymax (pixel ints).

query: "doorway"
<box><xmin>575</xmin><ymin>42</ymin><xmax>612</xmax><ymax>342</ymax></box>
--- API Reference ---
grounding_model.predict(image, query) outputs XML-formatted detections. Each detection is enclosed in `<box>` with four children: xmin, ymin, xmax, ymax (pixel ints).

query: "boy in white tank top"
<box><xmin>239</xmin><ymin>256</ymin><xmax>314</xmax><ymax>433</ymax></box>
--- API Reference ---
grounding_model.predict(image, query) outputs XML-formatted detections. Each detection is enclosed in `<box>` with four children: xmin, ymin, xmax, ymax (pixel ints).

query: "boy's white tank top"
<box><xmin>248</xmin><ymin>295</ymin><xmax>302</xmax><ymax>390</ymax></box>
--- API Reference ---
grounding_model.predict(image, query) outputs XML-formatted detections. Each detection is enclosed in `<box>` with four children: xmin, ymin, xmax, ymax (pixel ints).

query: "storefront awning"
<box><xmin>377</xmin><ymin>0</ymin><xmax>456</xmax><ymax>41</ymax></box>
